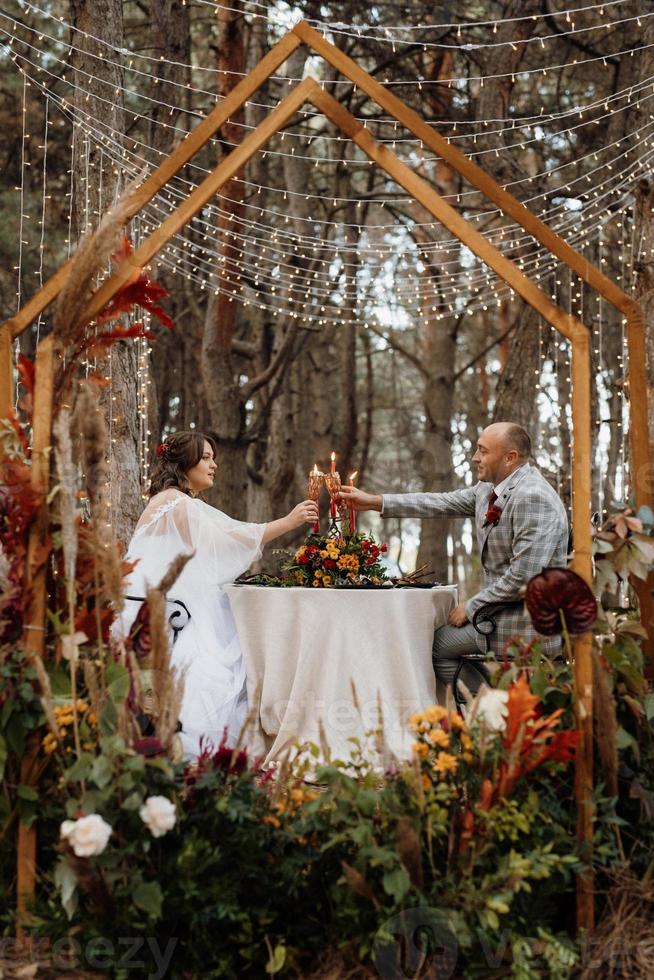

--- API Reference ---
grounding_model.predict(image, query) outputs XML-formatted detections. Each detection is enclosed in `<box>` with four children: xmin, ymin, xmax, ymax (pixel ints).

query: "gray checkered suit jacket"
<box><xmin>382</xmin><ymin>465</ymin><xmax>569</xmax><ymax>653</ymax></box>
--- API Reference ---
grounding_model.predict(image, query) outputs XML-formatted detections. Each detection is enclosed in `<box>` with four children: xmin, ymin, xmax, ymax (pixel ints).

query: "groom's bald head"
<box><xmin>472</xmin><ymin>422</ymin><xmax>532</xmax><ymax>485</ymax></box>
<box><xmin>488</xmin><ymin>422</ymin><xmax>532</xmax><ymax>461</ymax></box>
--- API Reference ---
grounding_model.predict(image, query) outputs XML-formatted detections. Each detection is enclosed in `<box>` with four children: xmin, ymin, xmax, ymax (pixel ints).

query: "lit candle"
<box><xmin>329</xmin><ymin>452</ymin><xmax>337</xmax><ymax>518</ymax></box>
<box><xmin>348</xmin><ymin>471</ymin><xmax>357</xmax><ymax>534</ymax></box>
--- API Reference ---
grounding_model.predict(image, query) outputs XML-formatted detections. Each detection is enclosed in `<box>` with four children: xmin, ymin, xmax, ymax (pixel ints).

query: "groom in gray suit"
<box><xmin>340</xmin><ymin>422</ymin><xmax>569</xmax><ymax>692</ymax></box>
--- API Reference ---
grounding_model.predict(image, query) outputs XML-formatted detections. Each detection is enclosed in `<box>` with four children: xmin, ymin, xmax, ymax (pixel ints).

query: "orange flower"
<box><xmin>433</xmin><ymin>751</ymin><xmax>458</xmax><ymax>777</ymax></box>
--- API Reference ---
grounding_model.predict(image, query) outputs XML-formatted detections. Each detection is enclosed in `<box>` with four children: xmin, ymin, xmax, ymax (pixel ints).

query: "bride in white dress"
<box><xmin>114</xmin><ymin>430</ymin><xmax>318</xmax><ymax>758</ymax></box>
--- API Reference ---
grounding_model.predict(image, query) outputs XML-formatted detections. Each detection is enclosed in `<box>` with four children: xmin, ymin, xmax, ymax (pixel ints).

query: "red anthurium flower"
<box><xmin>525</xmin><ymin>567</ymin><xmax>597</xmax><ymax>636</ymax></box>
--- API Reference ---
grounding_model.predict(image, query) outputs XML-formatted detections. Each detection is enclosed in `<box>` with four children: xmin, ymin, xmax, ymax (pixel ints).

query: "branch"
<box><xmin>364</xmin><ymin>322</ymin><xmax>429</xmax><ymax>378</ymax></box>
<box><xmin>453</xmin><ymin>322</ymin><xmax>517</xmax><ymax>381</ymax></box>
<box><xmin>242</xmin><ymin>321</ymin><xmax>297</xmax><ymax>398</ymax></box>
<box><xmin>232</xmin><ymin>338</ymin><xmax>256</xmax><ymax>359</ymax></box>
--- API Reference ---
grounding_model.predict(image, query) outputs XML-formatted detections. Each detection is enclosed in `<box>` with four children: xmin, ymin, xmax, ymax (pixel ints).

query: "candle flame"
<box><xmin>349</xmin><ymin>471</ymin><xmax>358</xmax><ymax>482</ymax></box>
<box><xmin>312</xmin><ymin>463</ymin><xmax>319</xmax><ymax>474</ymax></box>
<box><xmin>330</xmin><ymin>452</ymin><xmax>335</xmax><ymax>462</ymax></box>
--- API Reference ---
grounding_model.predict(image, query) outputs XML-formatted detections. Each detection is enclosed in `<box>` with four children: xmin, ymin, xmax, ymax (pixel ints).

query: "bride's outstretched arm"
<box><xmin>262</xmin><ymin>500</ymin><xmax>318</xmax><ymax>544</ymax></box>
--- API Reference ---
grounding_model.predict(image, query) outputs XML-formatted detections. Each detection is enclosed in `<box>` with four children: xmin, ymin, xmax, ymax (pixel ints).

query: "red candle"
<box><xmin>330</xmin><ymin>452</ymin><xmax>336</xmax><ymax>517</ymax></box>
<box><xmin>348</xmin><ymin>471</ymin><xmax>357</xmax><ymax>533</ymax></box>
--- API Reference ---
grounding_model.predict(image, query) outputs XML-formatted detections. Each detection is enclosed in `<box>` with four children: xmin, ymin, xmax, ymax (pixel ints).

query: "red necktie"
<box><xmin>488</xmin><ymin>490</ymin><xmax>497</xmax><ymax>507</ymax></box>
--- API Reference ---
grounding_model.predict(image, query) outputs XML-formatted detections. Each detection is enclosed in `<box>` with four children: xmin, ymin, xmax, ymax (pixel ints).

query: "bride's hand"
<box><xmin>287</xmin><ymin>499</ymin><xmax>319</xmax><ymax>529</ymax></box>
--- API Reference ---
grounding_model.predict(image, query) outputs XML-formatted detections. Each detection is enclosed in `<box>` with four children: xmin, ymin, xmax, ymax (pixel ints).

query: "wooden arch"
<box><xmin>3</xmin><ymin>21</ymin><xmax>652</xmax><ymax>933</ymax></box>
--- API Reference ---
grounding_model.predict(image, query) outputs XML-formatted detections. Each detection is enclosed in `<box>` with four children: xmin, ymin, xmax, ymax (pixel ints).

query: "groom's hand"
<box><xmin>339</xmin><ymin>486</ymin><xmax>383</xmax><ymax>512</ymax></box>
<box><xmin>448</xmin><ymin>603</ymin><xmax>469</xmax><ymax>628</ymax></box>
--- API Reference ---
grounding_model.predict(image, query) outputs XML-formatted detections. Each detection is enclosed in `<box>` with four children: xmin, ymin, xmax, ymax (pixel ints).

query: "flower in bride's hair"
<box><xmin>156</xmin><ymin>442</ymin><xmax>168</xmax><ymax>459</ymax></box>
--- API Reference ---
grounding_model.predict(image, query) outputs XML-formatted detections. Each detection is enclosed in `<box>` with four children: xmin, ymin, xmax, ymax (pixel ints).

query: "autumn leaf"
<box><xmin>17</xmin><ymin>355</ymin><xmax>35</xmax><ymax>398</ymax></box>
<box><xmin>503</xmin><ymin>673</ymin><xmax>539</xmax><ymax>745</ymax></box>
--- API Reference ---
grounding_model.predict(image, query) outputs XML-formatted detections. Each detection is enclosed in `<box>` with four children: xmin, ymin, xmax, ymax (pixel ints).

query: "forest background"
<box><xmin>2</xmin><ymin>0</ymin><xmax>654</xmax><ymax>590</ymax></box>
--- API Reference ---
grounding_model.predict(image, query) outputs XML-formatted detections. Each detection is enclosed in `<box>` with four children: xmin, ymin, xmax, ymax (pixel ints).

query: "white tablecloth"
<box><xmin>224</xmin><ymin>585</ymin><xmax>457</xmax><ymax>766</ymax></box>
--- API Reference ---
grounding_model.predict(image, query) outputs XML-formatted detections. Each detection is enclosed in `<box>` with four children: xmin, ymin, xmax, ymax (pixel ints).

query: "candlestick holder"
<box><xmin>307</xmin><ymin>468</ymin><xmax>323</xmax><ymax>533</ymax></box>
<box><xmin>324</xmin><ymin>471</ymin><xmax>344</xmax><ymax>537</ymax></box>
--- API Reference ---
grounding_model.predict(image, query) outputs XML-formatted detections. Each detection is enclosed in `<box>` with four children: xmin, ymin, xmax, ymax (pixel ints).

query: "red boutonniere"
<box><xmin>484</xmin><ymin>504</ymin><xmax>503</xmax><ymax>527</ymax></box>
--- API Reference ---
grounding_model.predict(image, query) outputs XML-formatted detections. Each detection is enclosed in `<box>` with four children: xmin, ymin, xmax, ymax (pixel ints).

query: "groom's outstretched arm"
<box><xmin>340</xmin><ymin>485</ymin><xmax>477</xmax><ymax>518</ymax></box>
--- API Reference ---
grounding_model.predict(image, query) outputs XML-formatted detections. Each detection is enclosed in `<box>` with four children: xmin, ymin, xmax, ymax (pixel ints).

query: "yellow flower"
<box><xmin>423</xmin><ymin>705</ymin><xmax>448</xmax><ymax>725</ymax></box>
<box><xmin>42</xmin><ymin>733</ymin><xmax>58</xmax><ymax>755</ymax></box>
<box><xmin>347</xmin><ymin>572</ymin><xmax>357</xmax><ymax>581</ymax></box>
<box><xmin>460</xmin><ymin>733</ymin><xmax>473</xmax><ymax>751</ymax></box>
<box><xmin>433</xmin><ymin>752</ymin><xmax>458</xmax><ymax>777</ymax></box>
<box><xmin>295</xmin><ymin>546</ymin><xmax>306</xmax><ymax>561</ymax></box>
<box><xmin>312</xmin><ymin>580</ymin><xmax>320</xmax><ymax>587</ymax></box>
<box><xmin>449</xmin><ymin>711</ymin><xmax>465</xmax><ymax>731</ymax></box>
<box><xmin>421</xmin><ymin>772</ymin><xmax>432</xmax><ymax>792</ymax></box>
<box><xmin>412</xmin><ymin>741</ymin><xmax>429</xmax><ymax>758</ymax></box>
<box><xmin>320</xmin><ymin>550</ymin><xmax>329</xmax><ymax>558</ymax></box>
<box><xmin>315</xmin><ymin>569</ymin><xmax>323</xmax><ymax>578</ymax></box>
<box><xmin>290</xmin><ymin>788</ymin><xmax>305</xmax><ymax>805</ymax></box>
<box><xmin>462</xmin><ymin>752</ymin><xmax>474</xmax><ymax>764</ymax></box>
<box><xmin>322</xmin><ymin>576</ymin><xmax>332</xmax><ymax>586</ymax></box>
<box><xmin>428</xmin><ymin>728</ymin><xmax>450</xmax><ymax>748</ymax></box>
<box><xmin>262</xmin><ymin>815</ymin><xmax>281</xmax><ymax>829</ymax></box>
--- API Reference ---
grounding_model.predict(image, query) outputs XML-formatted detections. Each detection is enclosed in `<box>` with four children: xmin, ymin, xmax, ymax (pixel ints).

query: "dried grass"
<box><xmin>145</xmin><ymin>585</ymin><xmax>184</xmax><ymax>750</ymax></box>
<box><xmin>52</xmin><ymin>409</ymin><xmax>78</xmax><ymax>589</ymax></box>
<box><xmin>52</xmin><ymin>185</ymin><xmax>136</xmax><ymax>350</ymax></box>
<box><xmin>396</xmin><ymin>815</ymin><xmax>424</xmax><ymax>890</ymax></box>
<box><xmin>72</xmin><ymin>384</ymin><xmax>123</xmax><ymax>612</ymax></box>
<box><xmin>580</xmin><ymin>866</ymin><xmax>654</xmax><ymax>978</ymax></box>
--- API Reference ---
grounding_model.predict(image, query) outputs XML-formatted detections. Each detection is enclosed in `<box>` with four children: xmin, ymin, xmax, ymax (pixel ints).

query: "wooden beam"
<box><xmin>16</xmin><ymin>335</ymin><xmax>55</xmax><ymax>941</ymax></box>
<box><xmin>0</xmin><ymin>30</ymin><xmax>301</xmax><ymax>341</ymax></box>
<box><xmin>309</xmin><ymin>78</ymin><xmax>596</xmax><ymax>933</ymax></box>
<box><xmin>77</xmin><ymin>77</ymin><xmax>316</xmax><ymax>329</ymax></box>
<box><xmin>0</xmin><ymin>325</ymin><xmax>12</xmax><ymax>419</ymax></box>
<box><xmin>569</xmin><ymin>335</ymin><xmax>595</xmax><ymax>933</ymax></box>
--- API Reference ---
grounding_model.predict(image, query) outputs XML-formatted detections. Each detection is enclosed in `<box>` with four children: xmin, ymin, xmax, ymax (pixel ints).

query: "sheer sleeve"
<box><xmin>130</xmin><ymin>493</ymin><xmax>265</xmax><ymax>589</ymax></box>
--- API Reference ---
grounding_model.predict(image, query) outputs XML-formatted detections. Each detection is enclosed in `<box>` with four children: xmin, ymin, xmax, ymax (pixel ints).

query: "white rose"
<box><xmin>60</xmin><ymin>814</ymin><xmax>112</xmax><ymax>857</ymax></box>
<box><xmin>139</xmin><ymin>796</ymin><xmax>176</xmax><ymax>838</ymax></box>
<box><xmin>475</xmin><ymin>688</ymin><xmax>509</xmax><ymax>733</ymax></box>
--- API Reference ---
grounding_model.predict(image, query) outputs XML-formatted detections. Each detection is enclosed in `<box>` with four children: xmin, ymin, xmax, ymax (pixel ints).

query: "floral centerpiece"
<box><xmin>282</xmin><ymin>530</ymin><xmax>389</xmax><ymax>587</ymax></box>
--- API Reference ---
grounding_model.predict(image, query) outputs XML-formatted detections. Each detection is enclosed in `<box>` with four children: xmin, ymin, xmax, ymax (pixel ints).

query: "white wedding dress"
<box><xmin>113</xmin><ymin>489</ymin><xmax>265</xmax><ymax>758</ymax></box>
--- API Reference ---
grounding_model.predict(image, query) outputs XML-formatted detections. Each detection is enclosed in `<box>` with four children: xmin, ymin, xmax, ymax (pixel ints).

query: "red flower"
<box><xmin>324</xmin><ymin>559</ymin><xmax>336</xmax><ymax>570</ymax></box>
<box><xmin>361</xmin><ymin>540</ymin><xmax>370</xmax><ymax>551</ymax></box>
<box><xmin>156</xmin><ymin>442</ymin><xmax>168</xmax><ymax>458</ymax></box>
<box><xmin>525</xmin><ymin>567</ymin><xmax>597</xmax><ymax>636</ymax></box>
<box><xmin>380</xmin><ymin>543</ymin><xmax>388</xmax><ymax>553</ymax></box>
<box><xmin>371</xmin><ymin>546</ymin><xmax>380</xmax><ymax>557</ymax></box>
<box><xmin>133</xmin><ymin>737</ymin><xmax>165</xmax><ymax>757</ymax></box>
<box><xmin>485</xmin><ymin>504</ymin><xmax>503</xmax><ymax>526</ymax></box>
<box><xmin>306</xmin><ymin>545</ymin><xmax>319</xmax><ymax>554</ymax></box>
<box><xmin>298</xmin><ymin>555</ymin><xmax>310</xmax><ymax>565</ymax></box>
<box><xmin>366</xmin><ymin>556</ymin><xmax>376</xmax><ymax>565</ymax></box>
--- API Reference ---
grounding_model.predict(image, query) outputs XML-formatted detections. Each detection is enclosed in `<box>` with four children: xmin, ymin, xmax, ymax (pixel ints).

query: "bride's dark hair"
<box><xmin>148</xmin><ymin>430</ymin><xmax>218</xmax><ymax>497</ymax></box>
